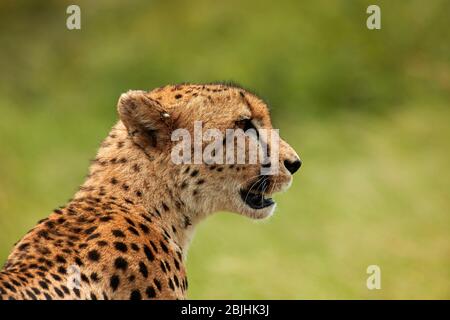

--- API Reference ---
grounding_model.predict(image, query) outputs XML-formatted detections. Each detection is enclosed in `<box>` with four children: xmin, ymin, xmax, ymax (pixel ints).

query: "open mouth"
<box><xmin>240</xmin><ymin>189</ymin><xmax>274</xmax><ymax>209</ymax></box>
<box><xmin>239</xmin><ymin>175</ymin><xmax>275</xmax><ymax>210</ymax></box>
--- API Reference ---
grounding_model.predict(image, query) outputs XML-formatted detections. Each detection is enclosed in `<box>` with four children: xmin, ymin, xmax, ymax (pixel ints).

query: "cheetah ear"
<box><xmin>117</xmin><ymin>90</ymin><xmax>173</xmax><ymax>152</ymax></box>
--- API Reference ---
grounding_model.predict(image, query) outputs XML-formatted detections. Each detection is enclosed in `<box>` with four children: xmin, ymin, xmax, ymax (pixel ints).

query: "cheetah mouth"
<box><xmin>240</xmin><ymin>189</ymin><xmax>274</xmax><ymax>209</ymax></box>
<box><xmin>239</xmin><ymin>175</ymin><xmax>275</xmax><ymax>210</ymax></box>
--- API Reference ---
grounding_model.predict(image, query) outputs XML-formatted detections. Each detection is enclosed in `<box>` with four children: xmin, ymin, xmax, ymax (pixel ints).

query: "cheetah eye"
<box><xmin>235</xmin><ymin>119</ymin><xmax>256</xmax><ymax>132</ymax></box>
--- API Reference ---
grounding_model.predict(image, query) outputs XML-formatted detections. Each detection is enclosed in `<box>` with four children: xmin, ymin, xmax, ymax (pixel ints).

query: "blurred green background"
<box><xmin>0</xmin><ymin>0</ymin><xmax>449</xmax><ymax>299</ymax></box>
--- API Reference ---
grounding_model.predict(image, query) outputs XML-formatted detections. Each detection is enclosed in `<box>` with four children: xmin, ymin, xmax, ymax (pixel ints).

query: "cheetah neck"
<box><xmin>73</xmin><ymin>123</ymin><xmax>201</xmax><ymax>259</ymax></box>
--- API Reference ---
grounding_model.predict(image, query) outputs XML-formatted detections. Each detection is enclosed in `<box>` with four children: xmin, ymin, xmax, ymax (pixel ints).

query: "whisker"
<box><xmin>244</xmin><ymin>176</ymin><xmax>265</xmax><ymax>204</ymax></box>
<box><xmin>268</xmin><ymin>176</ymin><xmax>279</xmax><ymax>195</ymax></box>
<box><xmin>237</xmin><ymin>174</ymin><xmax>263</xmax><ymax>188</ymax></box>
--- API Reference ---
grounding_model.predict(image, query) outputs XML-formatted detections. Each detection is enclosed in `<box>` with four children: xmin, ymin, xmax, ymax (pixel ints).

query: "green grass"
<box><xmin>187</xmin><ymin>104</ymin><xmax>450</xmax><ymax>299</ymax></box>
<box><xmin>0</xmin><ymin>0</ymin><xmax>449</xmax><ymax>299</ymax></box>
<box><xmin>1</xmin><ymin>102</ymin><xmax>447</xmax><ymax>299</ymax></box>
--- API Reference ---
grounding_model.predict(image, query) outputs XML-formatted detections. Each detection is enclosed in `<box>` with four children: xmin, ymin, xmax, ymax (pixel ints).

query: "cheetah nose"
<box><xmin>284</xmin><ymin>159</ymin><xmax>301</xmax><ymax>175</ymax></box>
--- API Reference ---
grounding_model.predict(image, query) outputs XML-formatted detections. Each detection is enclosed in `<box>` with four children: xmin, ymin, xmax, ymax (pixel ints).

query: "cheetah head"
<box><xmin>117</xmin><ymin>84</ymin><xmax>301</xmax><ymax>221</ymax></box>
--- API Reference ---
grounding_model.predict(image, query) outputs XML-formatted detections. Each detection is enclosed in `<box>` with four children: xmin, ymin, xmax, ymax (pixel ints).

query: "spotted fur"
<box><xmin>0</xmin><ymin>83</ymin><xmax>300</xmax><ymax>300</ymax></box>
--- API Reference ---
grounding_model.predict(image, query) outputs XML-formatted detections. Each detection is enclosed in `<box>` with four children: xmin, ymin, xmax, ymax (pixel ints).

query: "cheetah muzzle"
<box><xmin>240</xmin><ymin>175</ymin><xmax>275</xmax><ymax>210</ymax></box>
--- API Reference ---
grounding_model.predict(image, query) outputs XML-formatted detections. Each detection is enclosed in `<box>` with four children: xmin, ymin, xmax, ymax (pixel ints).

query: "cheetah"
<box><xmin>0</xmin><ymin>83</ymin><xmax>301</xmax><ymax>300</ymax></box>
